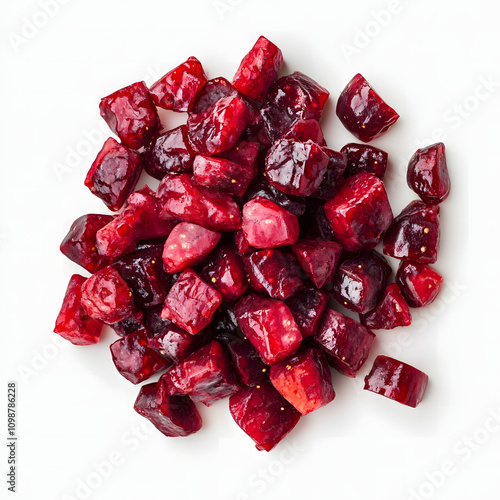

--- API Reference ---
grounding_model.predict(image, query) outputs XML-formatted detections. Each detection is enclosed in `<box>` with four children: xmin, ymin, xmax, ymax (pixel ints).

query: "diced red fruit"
<box><xmin>80</xmin><ymin>266</ymin><xmax>135</xmax><ymax>324</ymax></box>
<box><xmin>312</xmin><ymin>308</ymin><xmax>375</xmax><ymax>377</ymax></box>
<box><xmin>60</xmin><ymin>214</ymin><xmax>113</xmax><ymax>273</ymax></box>
<box><xmin>227</xmin><ymin>338</ymin><xmax>268</xmax><ymax>387</ymax></box>
<box><xmin>383</xmin><ymin>200</ymin><xmax>440</xmax><ymax>264</ymax></box>
<box><xmin>234</xmin><ymin>230</ymin><xmax>255</xmax><ymax>255</ymax></box>
<box><xmin>110</xmin><ymin>330</ymin><xmax>170</xmax><ymax>384</ymax></box>
<box><xmin>111</xmin><ymin>309</ymin><xmax>147</xmax><ymax>337</ymax></box>
<box><xmin>341</xmin><ymin>143</ymin><xmax>388</xmax><ymax>179</ymax></box>
<box><xmin>54</xmin><ymin>275</ymin><xmax>103</xmax><ymax>346</ymax></box>
<box><xmin>407</xmin><ymin>142</ymin><xmax>450</xmax><ymax>204</ymax></box>
<box><xmin>269</xmin><ymin>348</ymin><xmax>335</xmax><ymax>415</ymax></box>
<box><xmin>85</xmin><ymin>138</ymin><xmax>142</xmax><ymax>211</ymax></box>
<box><xmin>364</xmin><ymin>355</ymin><xmax>428</xmax><ymax>408</ymax></box>
<box><xmin>149</xmin><ymin>56</ymin><xmax>207</xmax><ymax>112</ymax></box>
<box><xmin>235</xmin><ymin>294</ymin><xmax>302</xmax><ymax>365</ymax></box>
<box><xmin>312</xmin><ymin>149</ymin><xmax>347</xmax><ymax>200</ymax></box>
<box><xmin>242</xmin><ymin>196</ymin><xmax>299</xmax><ymax>249</ymax></box>
<box><xmin>395</xmin><ymin>261</ymin><xmax>443</xmax><ymax>308</ymax></box>
<box><xmin>336</xmin><ymin>73</ymin><xmax>399</xmax><ymax>143</ymax></box>
<box><xmin>282</xmin><ymin>119</ymin><xmax>326</xmax><ymax>145</ymax></box>
<box><xmin>360</xmin><ymin>283</ymin><xmax>412</xmax><ymax>330</ymax></box>
<box><xmin>192</xmin><ymin>77</ymin><xmax>243</xmax><ymax>114</ymax></box>
<box><xmin>216</xmin><ymin>140</ymin><xmax>260</xmax><ymax>172</ymax></box>
<box><xmin>134</xmin><ymin>381</ymin><xmax>202</xmax><ymax>437</ymax></box>
<box><xmin>286</xmin><ymin>285</ymin><xmax>328</xmax><ymax>337</ymax></box>
<box><xmin>99</xmin><ymin>81</ymin><xmax>160</xmax><ymax>150</ymax></box>
<box><xmin>161</xmin><ymin>269</ymin><xmax>222</xmax><ymax>335</ymax></box>
<box><xmin>162</xmin><ymin>222</ymin><xmax>221</xmax><ymax>273</ymax></box>
<box><xmin>211</xmin><ymin>304</ymin><xmax>244</xmax><ymax>344</ymax></box>
<box><xmin>324</xmin><ymin>172</ymin><xmax>393</xmax><ymax>251</ymax></box>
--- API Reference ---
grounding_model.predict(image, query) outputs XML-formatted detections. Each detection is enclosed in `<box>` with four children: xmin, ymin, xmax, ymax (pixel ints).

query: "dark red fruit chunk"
<box><xmin>234</xmin><ymin>229</ymin><xmax>255</xmax><ymax>255</ymax></box>
<box><xmin>191</xmin><ymin>77</ymin><xmax>244</xmax><ymax>114</ymax></box>
<box><xmin>270</xmin><ymin>348</ymin><xmax>335</xmax><ymax>415</ymax></box>
<box><xmin>161</xmin><ymin>269</ymin><xmax>222</xmax><ymax>335</ymax></box>
<box><xmin>211</xmin><ymin>304</ymin><xmax>244</xmax><ymax>344</ymax></box>
<box><xmin>383</xmin><ymin>200</ymin><xmax>440</xmax><ymax>264</ymax></box>
<box><xmin>312</xmin><ymin>149</ymin><xmax>346</xmax><ymax>200</ymax></box>
<box><xmin>292</xmin><ymin>238</ymin><xmax>342</xmax><ymax>288</ymax></box>
<box><xmin>99</xmin><ymin>81</ymin><xmax>160</xmax><ymax>150</ymax></box>
<box><xmin>244</xmin><ymin>250</ymin><xmax>303</xmax><ymax>300</ymax></box>
<box><xmin>324</xmin><ymin>172</ymin><xmax>393</xmax><ymax>251</ymax></box>
<box><xmin>216</xmin><ymin>140</ymin><xmax>260</xmax><ymax>172</ymax></box>
<box><xmin>265</xmin><ymin>139</ymin><xmax>330</xmax><ymax>196</ymax></box>
<box><xmin>242</xmin><ymin>196</ymin><xmax>299</xmax><ymax>249</ymax></box>
<box><xmin>85</xmin><ymin>138</ymin><xmax>142</xmax><ymax>211</ymax></box>
<box><xmin>149</xmin><ymin>57</ymin><xmax>207</xmax><ymax>112</ymax></box>
<box><xmin>111</xmin><ymin>309</ymin><xmax>146</xmax><ymax>337</ymax></box>
<box><xmin>81</xmin><ymin>266</ymin><xmax>134</xmax><ymax>324</ymax></box>
<box><xmin>162</xmin><ymin>340</ymin><xmax>239</xmax><ymax>406</ymax></box>
<box><xmin>60</xmin><ymin>214</ymin><xmax>113</xmax><ymax>273</ymax></box>
<box><xmin>286</xmin><ymin>285</ymin><xmax>328</xmax><ymax>337</ymax></box>
<box><xmin>229</xmin><ymin>383</ymin><xmax>301</xmax><ymax>452</ymax></box>
<box><xmin>134</xmin><ymin>381</ymin><xmax>202</xmax><ymax>437</ymax></box>
<box><xmin>341</xmin><ymin>143</ymin><xmax>388</xmax><ymax>179</ymax></box>
<box><xmin>54</xmin><ymin>275</ymin><xmax>103</xmax><ymax>345</ymax></box>
<box><xmin>282</xmin><ymin>119</ymin><xmax>326</xmax><ymax>145</ymax></box>
<box><xmin>235</xmin><ymin>294</ymin><xmax>302</xmax><ymax>365</ymax></box>
<box><xmin>407</xmin><ymin>142</ymin><xmax>450</xmax><ymax>204</ymax></box>
<box><xmin>312</xmin><ymin>308</ymin><xmax>375</xmax><ymax>377</ymax></box>
<box><xmin>162</xmin><ymin>222</ymin><xmax>221</xmax><ymax>273</ymax></box>
<box><xmin>360</xmin><ymin>283</ymin><xmax>412</xmax><ymax>330</ymax></box>
<box><xmin>364</xmin><ymin>355</ymin><xmax>428</xmax><ymax>408</ymax></box>
<box><xmin>302</xmin><ymin>199</ymin><xmax>336</xmax><ymax>241</ymax></box>
<box><xmin>336</xmin><ymin>73</ymin><xmax>399</xmax><ymax>143</ymax></box>
<box><xmin>395</xmin><ymin>261</ymin><xmax>443</xmax><ymax>308</ymax></box>
<box><xmin>110</xmin><ymin>330</ymin><xmax>170</xmax><ymax>384</ymax></box>
<box><xmin>227</xmin><ymin>338</ymin><xmax>268</xmax><ymax>387</ymax></box>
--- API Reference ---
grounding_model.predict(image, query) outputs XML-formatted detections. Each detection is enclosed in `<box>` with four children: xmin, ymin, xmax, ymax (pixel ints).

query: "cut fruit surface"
<box><xmin>396</xmin><ymin>261</ymin><xmax>443</xmax><ymax>308</ymax></box>
<box><xmin>341</xmin><ymin>143</ymin><xmax>388</xmax><ymax>179</ymax></box>
<box><xmin>286</xmin><ymin>285</ymin><xmax>328</xmax><ymax>338</ymax></box>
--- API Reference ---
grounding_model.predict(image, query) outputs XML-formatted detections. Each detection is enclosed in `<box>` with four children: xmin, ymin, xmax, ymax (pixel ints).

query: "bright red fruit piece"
<box><xmin>364</xmin><ymin>355</ymin><xmax>428</xmax><ymax>408</ymax></box>
<box><xmin>336</xmin><ymin>73</ymin><xmax>399</xmax><ymax>143</ymax></box>
<box><xmin>216</xmin><ymin>140</ymin><xmax>260</xmax><ymax>172</ymax></box>
<box><xmin>282</xmin><ymin>119</ymin><xmax>326</xmax><ymax>145</ymax></box>
<box><xmin>227</xmin><ymin>338</ymin><xmax>269</xmax><ymax>387</ymax></box>
<box><xmin>286</xmin><ymin>285</ymin><xmax>328</xmax><ymax>337</ymax></box>
<box><xmin>396</xmin><ymin>261</ymin><xmax>443</xmax><ymax>308</ymax></box>
<box><xmin>312</xmin><ymin>149</ymin><xmax>346</xmax><ymax>200</ymax></box>
<box><xmin>341</xmin><ymin>143</ymin><xmax>388</xmax><ymax>179</ymax></box>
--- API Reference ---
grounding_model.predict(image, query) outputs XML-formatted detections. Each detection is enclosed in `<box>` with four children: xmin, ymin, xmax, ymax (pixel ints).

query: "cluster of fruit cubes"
<box><xmin>54</xmin><ymin>36</ymin><xmax>450</xmax><ymax>451</ymax></box>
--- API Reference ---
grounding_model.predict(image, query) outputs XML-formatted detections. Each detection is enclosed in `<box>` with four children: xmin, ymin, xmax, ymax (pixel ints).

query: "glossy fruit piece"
<box><xmin>269</xmin><ymin>348</ymin><xmax>335</xmax><ymax>415</ymax></box>
<box><xmin>244</xmin><ymin>250</ymin><xmax>303</xmax><ymax>300</ymax></box>
<box><xmin>407</xmin><ymin>142</ymin><xmax>450</xmax><ymax>204</ymax></box>
<box><xmin>341</xmin><ymin>143</ymin><xmax>388</xmax><ymax>179</ymax></box>
<box><xmin>191</xmin><ymin>77</ymin><xmax>248</xmax><ymax>114</ymax></box>
<box><xmin>60</xmin><ymin>214</ymin><xmax>113</xmax><ymax>273</ymax></box>
<box><xmin>312</xmin><ymin>308</ymin><xmax>375</xmax><ymax>377</ymax></box>
<box><xmin>360</xmin><ymin>283</ymin><xmax>412</xmax><ymax>330</ymax></box>
<box><xmin>282</xmin><ymin>119</ymin><xmax>326</xmax><ymax>145</ymax></box>
<box><xmin>383</xmin><ymin>200</ymin><xmax>440</xmax><ymax>264</ymax></box>
<box><xmin>227</xmin><ymin>338</ymin><xmax>269</xmax><ymax>386</ymax></box>
<box><xmin>292</xmin><ymin>238</ymin><xmax>343</xmax><ymax>288</ymax></box>
<box><xmin>234</xmin><ymin>230</ymin><xmax>255</xmax><ymax>255</ymax></box>
<box><xmin>149</xmin><ymin>56</ymin><xmax>207</xmax><ymax>112</ymax></box>
<box><xmin>162</xmin><ymin>222</ymin><xmax>221</xmax><ymax>273</ymax></box>
<box><xmin>99</xmin><ymin>81</ymin><xmax>160</xmax><ymax>150</ymax></box>
<box><xmin>364</xmin><ymin>355</ymin><xmax>428</xmax><ymax>408</ymax></box>
<box><xmin>286</xmin><ymin>285</ymin><xmax>328</xmax><ymax>337</ymax></box>
<box><xmin>54</xmin><ymin>275</ymin><xmax>103</xmax><ymax>345</ymax></box>
<box><xmin>312</xmin><ymin>149</ymin><xmax>346</xmax><ymax>200</ymax></box>
<box><xmin>265</xmin><ymin>139</ymin><xmax>330</xmax><ymax>196</ymax></box>
<box><xmin>216</xmin><ymin>140</ymin><xmax>260</xmax><ymax>172</ymax></box>
<box><xmin>85</xmin><ymin>138</ymin><xmax>142</xmax><ymax>211</ymax></box>
<box><xmin>161</xmin><ymin>269</ymin><xmax>222</xmax><ymax>335</ymax></box>
<box><xmin>396</xmin><ymin>261</ymin><xmax>443</xmax><ymax>308</ymax></box>
<box><xmin>324</xmin><ymin>172</ymin><xmax>393</xmax><ymax>251</ymax></box>
<box><xmin>110</xmin><ymin>309</ymin><xmax>147</xmax><ymax>337</ymax></box>
<box><xmin>242</xmin><ymin>196</ymin><xmax>299</xmax><ymax>249</ymax></box>
<box><xmin>134</xmin><ymin>381</ymin><xmax>202</xmax><ymax>437</ymax></box>
<box><xmin>336</xmin><ymin>73</ymin><xmax>399</xmax><ymax>142</ymax></box>
<box><xmin>157</xmin><ymin>174</ymin><xmax>242</xmax><ymax>232</ymax></box>
<box><xmin>229</xmin><ymin>383</ymin><xmax>301</xmax><ymax>451</ymax></box>
<box><xmin>110</xmin><ymin>330</ymin><xmax>170</xmax><ymax>384</ymax></box>
<box><xmin>235</xmin><ymin>294</ymin><xmax>302</xmax><ymax>365</ymax></box>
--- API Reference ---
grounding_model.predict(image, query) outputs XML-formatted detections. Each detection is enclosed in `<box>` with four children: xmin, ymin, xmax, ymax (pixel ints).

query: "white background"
<box><xmin>1</xmin><ymin>1</ymin><xmax>499</xmax><ymax>499</ymax></box>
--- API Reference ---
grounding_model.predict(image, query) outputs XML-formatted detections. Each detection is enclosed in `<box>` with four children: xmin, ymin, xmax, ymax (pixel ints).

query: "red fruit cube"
<box><xmin>364</xmin><ymin>355</ymin><xmax>428</xmax><ymax>408</ymax></box>
<box><xmin>227</xmin><ymin>338</ymin><xmax>269</xmax><ymax>387</ymax></box>
<box><xmin>286</xmin><ymin>285</ymin><xmax>328</xmax><ymax>337</ymax></box>
<box><xmin>282</xmin><ymin>119</ymin><xmax>326</xmax><ymax>145</ymax></box>
<box><xmin>216</xmin><ymin>140</ymin><xmax>260</xmax><ymax>172</ymax></box>
<box><xmin>341</xmin><ymin>143</ymin><xmax>388</xmax><ymax>179</ymax></box>
<box><xmin>312</xmin><ymin>149</ymin><xmax>346</xmax><ymax>200</ymax></box>
<box><xmin>396</xmin><ymin>261</ymin><xmax>443</xmax><ymax>308</ymax></box>
<box><xmin>54</xmin><ymin>275</ymin><xmax>103</xmax><ymax>346</ymax></box>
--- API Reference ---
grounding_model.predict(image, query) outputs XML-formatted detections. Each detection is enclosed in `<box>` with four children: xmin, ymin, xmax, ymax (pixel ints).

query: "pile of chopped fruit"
<box><xmin>54</xmin><ymin>36</ymin><xmax>450</xmax><ymax>451</ymax></box>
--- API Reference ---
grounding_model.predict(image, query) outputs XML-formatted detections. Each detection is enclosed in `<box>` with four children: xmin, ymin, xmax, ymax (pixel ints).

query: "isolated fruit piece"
<box><xmin>161</xmin><ymin>269</ymin><xmax>222</xmax><ymax>335</ymax></box>
<box><xmin>149</xmin><ymin>56</ymin><xmax>207</xmax><ymax>112</ymax></box>
<box><xmin>324</xmin><ymin>172</ymin><xmax>393</xmax><ymax>251</ymax></box>
<box><xmin>312</xmin><ymin>308</ymin><xmax>375</xmax><ymax>377</ymax></box>
<box><xmin>134</xmin><ymin>381</ymin><xmax>202</xmax><ymax>437</ymax></box>
<box><xmin>229</xmin><ymin>383</ymin><xmax>301</xmax><ymax>451</ymax></box>
<box><xmin>242</xmin><ymin>197</ymin><xmax>299</xmax><ymax>249</ymax></box>
<box><xmin>407</xmin><ymin>142</ymin><xmax>450</xmax><ymax>204</ymax></box>
<box><xmin>162</xmin><ymin>222</ymin><xmax>221</xmax><ymax>273</ymax></box>
<box><xmin>286</xmin><ymin>285</ymin><xmax>328</xmax><ymax>337</ymax></box>
<box><xmin>312</xmin><ymin>149</ymin><xmax>347</xmax><ymax>200</ymax></box>
<box><xmin>60</xmin><ymin>214</ymin><xmax>113</xmax><ymax>273</ymax></box>
<box><xmin>235</xmin><ymin>294</ymin><xmax>302</xmax><ymax>365</ymax></box>
<box><xmin>227</xmin><ymin>338</ymin><xmax>269</xmax><ymax>387</ymax></box>
<box><xmin>54</xmin><ymin>275</ymin><xmax>103</xmax><ymax>345</ymax></box>
<box><xmin>85</xmin><ymin>137</ymin><xmax>142</xmax><ymax>211</ymax></box>
<box><xmin>216</xmin><ymin>140</ymin><xmax>260</xmax><ymax>172</ymax></box>
<box><xmin>99</xmin><ymin>81</ymin><xmax>160</xmax><ymax>150</ymax></box>
<box><xmin>341</xmin><ymin>143</ymin><xmax>388</xmax><ymax>179</ymax></box>
<box><xmin>360</xmin><ymin>283</ymin><xmax>412</xmax><ymax>330</ymax></box>
<box><xmin>364</xmin><ymin>355</ymin><xmax>428</xmax><ymax>408</ymax></box>
<box><xmin>395</xmin><ymin>261</ymin><xmax>443</xmax><ymax>308</ymax></box>
<box><xmin>383</xmin><ymin>200</ymin><xmax>440</xmax><ymax>264</ymax></box>
<box><xmin>282</xmin><ymin>119</ymin><xmax>326</xmax><ymax>145</ymax></box>
<box><xmin>336</xmin><ymin>73</ymin><xmax>399</xmax><ymax>142</ymax></box>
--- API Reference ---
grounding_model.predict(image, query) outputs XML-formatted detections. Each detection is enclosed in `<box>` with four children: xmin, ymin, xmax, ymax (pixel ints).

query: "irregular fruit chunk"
<box><xmin>281</xmin><ymin>119</ymin><xmax>326</xmax><ymax>145</ymax></box>
<box><xmin>395</xmin><ymin>261</ymin><xmax>443</xmax><ymax>308</ymax></box>
<box><xmin>286</xmin><ymin>285</ymin><xmax>328</xmax><ymax>337</ymax></box>
<box><xmin>110</xmin><ymin>309</ymin><xmax>146</xmax><ymax>337</ymax></box>
<box><xmin>302</xmin><ymin>199</ymin><xmax>337</xmax><ymax>241</ymax></box>
<box><xmin>216</xmin><ymin>140</ymin><xmax>260</xmax><ymax>172</ymax></box>
<box><xmin>227</xmin><ymin>338</ymin><xmax>268</xmax><ymax>387</ymax></box>
<box><xmin>312</xmin><ymin>149</ymin><xmax>346</xmax><ymax>200</ymax></box>
<box><xmin>234</xmin><ymin>230</ymin><xmax>255</xmax><ymax>255</ymax></box>
<box><xmin>341</xmin><ymin>143</ymin><xmax>388</xmax><ymax>179</ymax></box>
